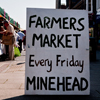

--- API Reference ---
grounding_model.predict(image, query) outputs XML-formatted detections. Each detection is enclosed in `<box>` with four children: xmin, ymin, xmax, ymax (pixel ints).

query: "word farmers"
<box><xmin>29</xmin><ymin>15</ymin><xmax>85</xmax><ymax>31</ymax></box>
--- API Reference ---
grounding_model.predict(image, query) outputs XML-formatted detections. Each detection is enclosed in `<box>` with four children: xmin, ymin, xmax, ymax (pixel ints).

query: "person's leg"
<box><xmin>1</xmin><ymin>44</ymin><xmax>6</xmax><ymax>61</ymax></box>
<box><xmin>5</xmin><ymin>45</ymin><xmax>9</xmax><ymax>58</ymax></box>
<box><xmin>20</xmin><ymin>40</ymin><xmax>22</xmax><ymax>53</ymax></box>
<box><xmin>18</xmin><ymin>40</ymin><xmax>22</xmax><ymax>53</ymax></box>
<box><xmin>9</xmin><ymin>44</ymin><xmax>14</xmax><ymax>60</ymax></box>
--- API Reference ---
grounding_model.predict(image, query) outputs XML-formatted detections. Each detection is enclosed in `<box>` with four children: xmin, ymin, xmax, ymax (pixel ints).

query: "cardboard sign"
<box><xmin>25</xmin><ymin>8</ymin><xmax>90</xmax><ymax>95</ymax></box>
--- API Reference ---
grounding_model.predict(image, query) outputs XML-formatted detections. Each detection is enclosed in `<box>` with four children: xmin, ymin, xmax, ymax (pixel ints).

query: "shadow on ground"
<box><xmin>16</xmin><ymin>62</ymin><xmax>25</xmax><ymax>65</ymax></box>
<box><xmin>4</xmin><ymin>95</ymin><xmax>94</xmax><ymax>100</ymax></box>
<box><xmin>4</xmin><ymin>50</ymin><xmax>100</xmax><ymax>100</ymax></box>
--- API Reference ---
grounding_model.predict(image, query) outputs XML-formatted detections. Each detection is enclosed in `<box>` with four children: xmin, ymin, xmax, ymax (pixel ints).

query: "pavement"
<box><xmin>0</xmin><ymin>50</ymin><xmax>100</xmax><ymax>100</ymax></box>
<box><xmin>0</xmin><ymin>51</ymin><xmax>25</xmax><ymax>100</ymax></box>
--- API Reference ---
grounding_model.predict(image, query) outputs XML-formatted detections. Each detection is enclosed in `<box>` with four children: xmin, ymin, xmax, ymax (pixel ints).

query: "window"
<box><xmin>86</xmin><ymin>0</ymin><xmax>93</xmax><ymax>13</ymax></box>
<box><xmin>89</xmin><ymin>0</ymin><xmax>91</xmax><ymax>11</ymax></box>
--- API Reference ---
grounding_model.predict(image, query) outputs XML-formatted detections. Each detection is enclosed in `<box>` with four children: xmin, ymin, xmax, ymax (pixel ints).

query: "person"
<box><xmin>14</xmin><ymin>30</ymin><xmax>20</xmax><ymax>47</ymax></box>
<box><xmin>17</xmin><ymin>30</ymin><xmax>25</xmax><ymax>53</ymax></box>
<box><xmin>2</xmin><ymin>20</ymin><xmax>15</xmax><ymax>60</ymax></box>
<box><xmin>0</xmin><ymin>26</ymin><xmax>5</xmax><ymax>60</ymax></box>
<box><xmin>0</xmin><ymin>19</ymin><xmax>6</xmax><ymax>61</ymax></box>
<box><xmin>60</xmin><ymin>4</ymin><xmax>66</xmax><ymax>9</ymax></box>
<box><xmin>22</xmin><ymin>30</ymin><xmax>26</xmax><ymax>51</ymax></box>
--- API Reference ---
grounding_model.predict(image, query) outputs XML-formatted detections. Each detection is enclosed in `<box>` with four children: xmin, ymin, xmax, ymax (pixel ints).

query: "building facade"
<box><xmin>56</xmin><ymin>0</ymin><xmax>100</xmax><ymax>13</ymax></box>
<box><xmin>56</xmin><ymin>0</ymin><xmax>100</xmax><ymax>60</ymax></box>
<box><xmin>56</xmin><ymin>0</ymin><xmax>100</xmax><ymax>32</ymax></box>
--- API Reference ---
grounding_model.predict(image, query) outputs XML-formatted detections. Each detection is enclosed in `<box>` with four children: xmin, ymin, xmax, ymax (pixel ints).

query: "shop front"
<box><xmin>0</xmin><ymin>7</ymin><xmax>20</xmax><ymax>30</ymax></box>
<box><xmin>96</xmin><ymin>14</ymin><xmax>100</xmax><ymax>45</ymax></box>
<box><xmin>89</xmin><ymin>13</ymin><xmax>96</xmax><ymax>61</ymax></box>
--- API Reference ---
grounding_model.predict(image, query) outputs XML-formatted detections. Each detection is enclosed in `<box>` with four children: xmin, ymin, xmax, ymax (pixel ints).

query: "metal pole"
<box><xmin>92</xmin><ymin>0</ymin><xmax>97</xmax><ymax>60</ymax></box>
<box><xmin>56</xmin><ymin>0</ymin><xmax>61</xmax><ymax>9</ymax></box>
<box><xmin>93</xmin><ymin>0</ymin><xmax>97</xmax><ymax>37</ymax></box>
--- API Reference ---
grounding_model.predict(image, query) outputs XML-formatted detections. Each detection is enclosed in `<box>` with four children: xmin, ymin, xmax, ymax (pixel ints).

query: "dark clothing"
<box><xmin>0</xmin><ymin>26</ymin><xmax>3</xmax><ymax>39</ymax></box>
<box><xmin>17</xmin><ymin>31</ymin><xmax>25</xmax><ymax>53</ymax></box>
<box><xmin>0</xmin><ymin>34</ymin><xmax>3</xmax><ymax>39</ymax></box>
<box><xmin>18</xmin><ymin>39</ymin><xmax>22</xmax><ymax>53</ymax></box>
<box><xmin>23</xmin><ymin>36</ymin><xmax>26</xmax><ymax>45</ymax></box>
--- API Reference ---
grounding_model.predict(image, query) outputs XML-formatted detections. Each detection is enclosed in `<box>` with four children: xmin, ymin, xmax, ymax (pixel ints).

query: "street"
<box><xmin>0</xmin><ymin>51</ymin><xmax>25</xmax><ymax>100</ymax></box>
<box><xmin>0</xmin><ymin>50</ymin><xmax>100</xmax><ymax>100</ymax></box>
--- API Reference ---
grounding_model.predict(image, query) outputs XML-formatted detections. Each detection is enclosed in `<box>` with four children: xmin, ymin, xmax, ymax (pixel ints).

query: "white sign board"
<box><xmin>25</xmin><ymin>8</ymin><xmax>90</xmax><ymax>95</ymax></box>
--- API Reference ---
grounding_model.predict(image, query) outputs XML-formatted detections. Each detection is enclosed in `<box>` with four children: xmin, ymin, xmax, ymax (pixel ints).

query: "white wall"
<box><xmin>96</xmin><ymin>0</ymin><xmax>100</xmax><ymax>14</ymax></box>
<box><xmin>96</xmin><ymin>0</ymin><xmax>100</xmax><ymax>10</ymax></box>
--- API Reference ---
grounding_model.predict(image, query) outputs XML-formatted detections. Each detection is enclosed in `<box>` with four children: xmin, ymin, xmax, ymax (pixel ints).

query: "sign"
<box><xmin>25</xmin><ymin>8</ymin><xmax>90</xmax><ymax>95</ymax></box>
<box><xmin>96</xmin><ymin>15</ymin><xmax>100</xmax><ymax>24</ymax></box>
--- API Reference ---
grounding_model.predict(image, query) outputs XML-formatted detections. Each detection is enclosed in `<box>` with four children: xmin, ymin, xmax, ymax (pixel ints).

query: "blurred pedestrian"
<box><xmin>14</xmin><ymin>30</ymin><xmax>20</xmax><ymax>47</ymax></box>
<box><xmin>22</xmin><ymin>30</ymin><xmax>26</xmax><ymax>51</ymax></box>
<box><xmin>60</xmin><ymin>4</ymin><xmax>66</xmax><ymax>9</ymax></box>
<box><xmin>0</xmin><ymin>26</ymin><xmax>4</xmax><ymax>56</ymax></box>
<box><xmin>17</xmin><ymin>30</ymin><xmax>25</xmax><ymax>53</ymax></box>
<box><xmin>0</xmin><ymin>18</ymin><xmax>6</xmax><ymax>60</ymax></box>
<box><xmin>3</xmin><ymin>20</ymin><xmax>15</xmax><ymax>60</ymax></box>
